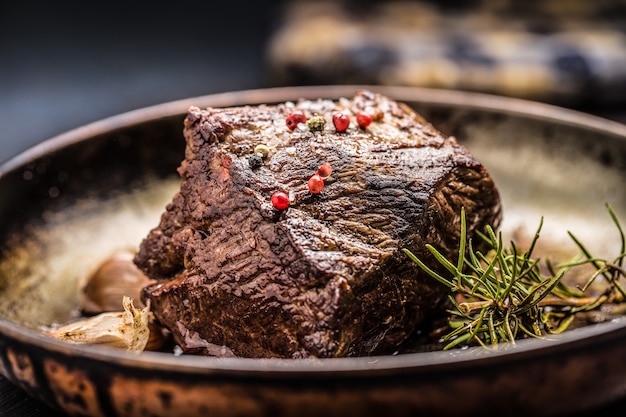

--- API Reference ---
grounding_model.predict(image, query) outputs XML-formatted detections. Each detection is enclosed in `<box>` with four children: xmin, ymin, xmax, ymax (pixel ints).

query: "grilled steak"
<box><xmin>134</xmin><ymin>90</ymin><xmax>502</xmax><ymax>358</ymax></box>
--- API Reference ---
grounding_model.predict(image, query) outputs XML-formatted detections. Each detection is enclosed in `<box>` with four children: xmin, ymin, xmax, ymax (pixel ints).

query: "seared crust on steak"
<box><xmin>134</xmin><ymin>90</ymin><xmax>501</xmax><ymax>358</ymax></box>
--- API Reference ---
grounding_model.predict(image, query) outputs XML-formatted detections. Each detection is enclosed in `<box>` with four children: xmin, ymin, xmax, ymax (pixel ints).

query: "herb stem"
<box><xmin>458</xmin><ymin>300</ymin><xmax>494</xmax><ymax>314</ymax></box>
<box><xmin>404</xmin><ymin>205</ymin><xmax>626</xmax><ymax>350</ymax></box>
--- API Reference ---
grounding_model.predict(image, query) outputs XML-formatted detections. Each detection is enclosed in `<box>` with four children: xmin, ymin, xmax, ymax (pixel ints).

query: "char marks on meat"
<box><xmin>134</xmin><ymin>90</ymin><xmax>502</xmax><ymax>359</ymax></box>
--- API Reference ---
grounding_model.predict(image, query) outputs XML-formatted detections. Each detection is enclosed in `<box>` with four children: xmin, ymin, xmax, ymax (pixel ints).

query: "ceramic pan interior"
<box><xmin>1</xmin><ymin>86</ymin><xmax>626</xmax><ymax>417</ymax></box>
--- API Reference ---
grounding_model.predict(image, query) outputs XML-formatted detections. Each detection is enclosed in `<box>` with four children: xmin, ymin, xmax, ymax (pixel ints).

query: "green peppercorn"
<box><xmin>307</xmin><ymin>115</ymin><xmax>326</xmax><ymax>132</ymax></box>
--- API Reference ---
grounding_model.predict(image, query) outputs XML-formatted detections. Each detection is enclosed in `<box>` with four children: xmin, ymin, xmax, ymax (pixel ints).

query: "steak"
<box><xmin>134</xmin><ymin>90</ymin><xmax>502</xmax><ymax>358</ymax></box>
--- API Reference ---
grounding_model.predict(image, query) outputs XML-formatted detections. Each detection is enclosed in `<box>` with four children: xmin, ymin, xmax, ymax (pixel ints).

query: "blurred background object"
<box><xmin>3</xmin><ymin>0</ymin><xmax>626</xmax><ymax>167</ymax></box>
<box><xmin>267</xmin><ymin>0</ymin><xmax>626</xmax><ymax>111</ymax></box>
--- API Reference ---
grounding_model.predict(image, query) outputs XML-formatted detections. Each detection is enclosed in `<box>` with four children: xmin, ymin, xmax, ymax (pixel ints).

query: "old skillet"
<box><xmin>1</xmin><ymin>86</ymin><xmax>626</xmax><ymax>417</ymax></box>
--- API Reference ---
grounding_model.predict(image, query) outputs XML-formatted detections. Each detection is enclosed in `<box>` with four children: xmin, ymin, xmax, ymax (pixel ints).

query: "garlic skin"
<box><xmin>48</xmin><ymin>296</ymin><xmax>151</xmax><ymax>352</ymax></box>
<box><xmin>80</xmin><ymin>250</ymin><xmax>153</xmax><ymax>315</ymax></box>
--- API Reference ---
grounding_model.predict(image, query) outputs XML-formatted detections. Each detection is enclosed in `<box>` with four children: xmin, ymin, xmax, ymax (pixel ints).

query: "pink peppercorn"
<box><xmin>307</xmin><ymin>174</ymin><xmax>325</xmax><ymax>194</ymax></box>
<box><xmin>316</xmin><ymin>162</ymin><xmax>332</xmax><ymax>179</ymax></box>
<box><xmin>356</xmin><ymin>112</ymin><xmax>373</xmax><ymax>129</ymax></box>
<box><xmin>271</xmin><ymin>192</ymin><xmax>290</xmax><ymax>210</ymax></box>
<box><xmin>285</xmin><ymin>111</ymin><xmax>307</xmax><ymax>131</ymax></box>
<box><xmin>332</xmin><ymin>112</ymin><xmax>350</xmax><ymax>132</ymax></box>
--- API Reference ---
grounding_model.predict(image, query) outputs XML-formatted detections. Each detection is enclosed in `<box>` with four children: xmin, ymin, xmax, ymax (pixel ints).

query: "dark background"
<box><xmin>1</xmin><ymin>1</ymin><xmax>625</xmax><ymax>416</ymax></box>
<box><xmin>0</xmin><ymin>1</ymin><xmax>282</xmax><ymax>164</ymax></box>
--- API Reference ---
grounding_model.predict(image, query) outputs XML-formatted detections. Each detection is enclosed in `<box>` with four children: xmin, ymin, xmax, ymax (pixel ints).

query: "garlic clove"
<box><xmin>48</xmin><ymin>296</ymin><xmax>152</xmax><ymax>352</ymax></box>
<box><xmin>80</xmin><ymin>250</ymin><xmax>154</xmax><ymax>315</ymax></box>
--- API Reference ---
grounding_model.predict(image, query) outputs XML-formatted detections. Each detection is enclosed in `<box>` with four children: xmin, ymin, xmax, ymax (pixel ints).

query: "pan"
<box><xmin>1</xmin><ymin>86</ymin><xmax>626</xmax><ymax>417</ymax></box>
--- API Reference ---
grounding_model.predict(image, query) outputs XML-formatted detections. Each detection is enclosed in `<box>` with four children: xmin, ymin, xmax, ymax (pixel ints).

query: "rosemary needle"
<box><xmin>403</xmin><ymin>204</ymin><xmax>626</xmax><ymax>350</ymax></box>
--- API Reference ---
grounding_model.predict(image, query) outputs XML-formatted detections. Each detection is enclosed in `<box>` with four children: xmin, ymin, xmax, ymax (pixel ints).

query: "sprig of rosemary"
<box><xmin>403</xmin><ymin>204</ymin><xmax>626</xmax><ymax>350</ymax></box>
